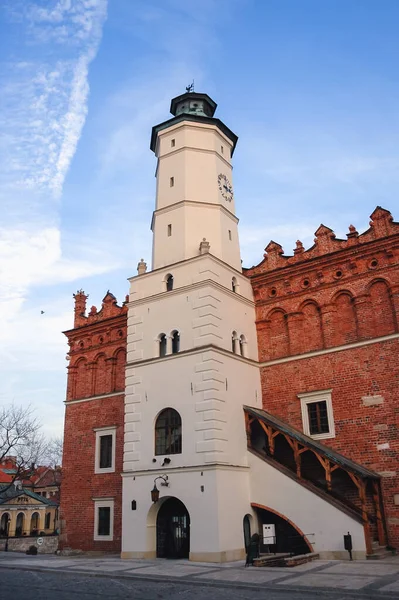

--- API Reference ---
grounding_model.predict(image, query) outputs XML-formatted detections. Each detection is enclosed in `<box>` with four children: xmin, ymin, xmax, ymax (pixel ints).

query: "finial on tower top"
<box><xmin>185</xmin><ymin>80</ymin><xmax>194</xmax><ymax>93</ymax></box>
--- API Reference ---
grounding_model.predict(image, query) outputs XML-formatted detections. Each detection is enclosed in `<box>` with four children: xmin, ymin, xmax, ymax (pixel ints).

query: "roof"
<box><xmin>150</xmin><ymin>113</ymin><xmax>238</xmax><ymax>156</ymax></box>
<box><xmin>0</xmin><ymin>460</ymin><xmax>61</xmax><ymax>487</ymax></box>
<box><xmin>33</xmin><ymin>467</ymin><xmax>62</xmax><ymax>488</ymax></box>
<box><xmin>244</xmin><ymin>405</ymin><xmax>380</xmax><ymax>480</ymax></box>
<box><xmin>0</xmin><ymin>485</ymin><xmax>58</xmax><ymax>506</ymax></box>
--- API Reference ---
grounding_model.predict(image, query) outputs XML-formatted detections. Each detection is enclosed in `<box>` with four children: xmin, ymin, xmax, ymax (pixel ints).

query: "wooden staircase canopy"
<box><xmin>244</xmin><ymin>405</ymin><xmax>380</xmax><ymax>481</ymax></box>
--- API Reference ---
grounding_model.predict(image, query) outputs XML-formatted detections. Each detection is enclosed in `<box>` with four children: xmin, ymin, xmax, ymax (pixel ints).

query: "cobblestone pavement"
<box><xmin>1</xmin><ymin>552</ymin><xmax>399</xmax><ymax>598</ymax></box>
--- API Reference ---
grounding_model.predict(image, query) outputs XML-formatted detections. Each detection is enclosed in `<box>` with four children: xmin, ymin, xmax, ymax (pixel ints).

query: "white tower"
<box><xmin>122</xmin><ymin>92</ymin><xmax>261</xmax><ymax>562</ymax></box>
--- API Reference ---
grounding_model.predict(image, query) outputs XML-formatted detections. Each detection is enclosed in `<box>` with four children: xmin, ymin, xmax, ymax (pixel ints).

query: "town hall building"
<box><xmin>60</xmin><ymin>91</ymin><xmax>399</xmax><ymax>561</ymax></box>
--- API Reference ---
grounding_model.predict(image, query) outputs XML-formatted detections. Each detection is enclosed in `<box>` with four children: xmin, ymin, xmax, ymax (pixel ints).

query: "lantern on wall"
<box><xmin>150</xmin><ymin>475</ymin><xmax>169</xmax><ymax>503</ymax></box>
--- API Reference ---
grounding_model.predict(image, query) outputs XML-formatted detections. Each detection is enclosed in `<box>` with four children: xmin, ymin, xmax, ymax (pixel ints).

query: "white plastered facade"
<box><xmin>121</xmin><ymin>103</ymin><xmax>366</xmax><ymax>562</ymax></box>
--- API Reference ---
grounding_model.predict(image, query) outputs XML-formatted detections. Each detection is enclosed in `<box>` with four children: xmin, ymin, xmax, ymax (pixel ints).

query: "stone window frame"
<box><xmin>93</xmin><ymin>498</ymin><xmax>114</xmax><ymax>541</ymax></box>
<box><xmin>298</xmin><ymin>389</ymin><xmax>335</xmax><ymax>441</ymax></box>
<box><xmin>94</xmin><ymin>426</ymin><xmax>116</xmax><ymax>474</ymax></box>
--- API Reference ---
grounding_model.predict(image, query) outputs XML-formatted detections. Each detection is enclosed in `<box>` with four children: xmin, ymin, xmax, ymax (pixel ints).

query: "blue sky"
<box><xmin>1</xmin><ymin>0</ymin><xmax>398</xmax><ymax>438</ymax></box>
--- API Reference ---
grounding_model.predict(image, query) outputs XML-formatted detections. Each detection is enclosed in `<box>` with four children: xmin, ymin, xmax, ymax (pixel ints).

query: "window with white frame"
<box><xmin>93</xmin><ymin>498</ymin><xmax>114</xmax><ymax>541</ymax></box>
<box><xmin>94</xmin><ymin>427</ymin><xmax>116</xmax><ymax>474</ymax></box>
<box><xmin>298</xmin><ymin>389</ymin><xmax>335</xmax><ymax>440</ymax></box>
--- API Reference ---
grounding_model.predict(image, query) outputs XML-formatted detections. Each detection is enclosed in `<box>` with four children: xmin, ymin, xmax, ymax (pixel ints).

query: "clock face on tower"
<box><xmin>218</xmin><ymin>173</ymin><xmax>233</xmax><ymax>202</ymax></box>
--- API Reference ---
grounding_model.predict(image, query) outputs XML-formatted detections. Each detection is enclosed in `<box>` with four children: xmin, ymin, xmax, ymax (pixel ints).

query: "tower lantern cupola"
<box><xmin>150</xmin><ymin>90</ymin><xmax>237</xmax><ymax>156</ymax></box>
<box><xmin>170</xmin><ymin>92</ymin><xmax>217</xmax><ymax>118</ymax></box>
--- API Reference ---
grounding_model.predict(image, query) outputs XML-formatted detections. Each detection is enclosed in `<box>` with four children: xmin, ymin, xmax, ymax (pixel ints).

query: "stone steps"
<box><xmin>367</xmin><ymin>546</ymin><xmax>396</xmax><ymax>560</ymax></box>
<box><xmin>253</xmin><ymin>552</ymin><xmax>319</xmax><ymax>568</ymax></box>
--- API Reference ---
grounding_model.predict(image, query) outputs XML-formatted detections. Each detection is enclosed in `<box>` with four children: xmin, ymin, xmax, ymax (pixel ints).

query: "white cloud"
<box><xmin>1</xmin><ymin>0</ymin><xmax>108</xmax><ymax>200</ymax></box>
<box><xmin>0</xmin><ymin>0</ymin><xmax>110</xmax><ymax>335</ymax></box>
<box><xmin>0</xmin><ymin>225</ymin><xmax>120</xmax><ymax>322</ymax></box>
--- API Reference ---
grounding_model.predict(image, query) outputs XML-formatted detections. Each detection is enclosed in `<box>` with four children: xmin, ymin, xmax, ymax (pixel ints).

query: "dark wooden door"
<box><xmin>156</xmin><ymin>498</ymin><xmax>190</xmax><ymax>559</ymax></box>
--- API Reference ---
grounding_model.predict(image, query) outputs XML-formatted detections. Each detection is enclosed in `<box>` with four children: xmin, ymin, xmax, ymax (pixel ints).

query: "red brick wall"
<box><xmin>60</xmin><ymin>292</ymin><xmax>127</xmax><ymax>552</ymax></box>
<box><xmin>60</xmin><ymin>396</ymin><xmax>124</xmax><ymax>552</ymax></box>
<box><xmin>247</xmin><ymin>207</ymin><xmax>399</xmax><ymax>547</ymax></box>
<box><xmin>260</xmin><ymin>340</ymin><xmax>399</xmax><ymax>544</ymax></box>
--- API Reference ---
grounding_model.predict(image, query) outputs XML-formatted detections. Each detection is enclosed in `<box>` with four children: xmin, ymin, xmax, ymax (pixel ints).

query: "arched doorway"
<box><xmin>156</xmin><ymin>498</ymin><xmax>190</xmax><ymax>559</ymax></box>
<box><xmin>252</xmin><ymin>504</ymin><xmax>312</xmax><ymax>556</ymax></box>
<box><xmin>0</xmin><ymin>513</ymin><xmax>10</xmax><ymax>537</ymax></box>
<box><xmin>16</xmin><ymin>512</ymin><xmax>25</xmax><ymax>536</ymax></box>
<box><xmin>30</xmin><ymin>512</ymin><xmax>39</xmax><ymax>535</ymax></box>
<box><xmin>243</xmin><ymin>515</ymin><xmax>251</xmax><ymax>551</ymax></box>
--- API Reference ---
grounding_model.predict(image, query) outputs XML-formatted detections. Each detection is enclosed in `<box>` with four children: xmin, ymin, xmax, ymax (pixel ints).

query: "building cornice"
<box><xmin>121</xmin><ymin>462</ymin><xmax>249</xmax><ymax>478</ymax></box>
<box><xmin>151</xmin><ymin>198</ymin><xmax>239</xmax><ymax>231</ymax></box>
<box><xmin>65</xmin><ymin>391</ymin><xmax>124</xmax><ymax>406</ymax></box>
<box><xmin>128</xmin><ymin>278</ymin><xmax>254</xmax><ymax>310</ymax></box>
<box><xmin>129</xmin><ymin>251</ymin><xmax>247</xmax><ymax>283</ymax></box>
<box><xmin>151</xmin><ymin>114</ymin><xmax>238</xmax><ymax>156</ymax></box>
<box><xmin>126</xmin><ymin>343</ymin><xmax>259</xmax><ymax>369</ymax></box>
<box><xmin>259</xmin><ymin>332</ymin><xmax>399</xmax><ymax>367</ymax></box>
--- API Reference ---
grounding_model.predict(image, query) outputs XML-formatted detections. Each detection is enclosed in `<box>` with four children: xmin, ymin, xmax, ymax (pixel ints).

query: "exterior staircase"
<box><xmin>244</xmin><ymin>406</ymin><xmax>389</xmax><ymax>557</ymax></box>
<box><xmin>367</xmin><ymin>541</ymin><xmax>396</xmax><ymax>560</ymax></box>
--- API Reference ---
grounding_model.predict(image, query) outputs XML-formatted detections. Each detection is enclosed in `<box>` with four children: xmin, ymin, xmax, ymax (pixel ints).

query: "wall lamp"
<box><xmin>151</xmin><ymin>475</ymin><xmax>169</xmax><ymax>503</ymax></box>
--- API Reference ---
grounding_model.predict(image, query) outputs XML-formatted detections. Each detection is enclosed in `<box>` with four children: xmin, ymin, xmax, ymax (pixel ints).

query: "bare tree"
<box><xmin>0</xmin><ymin>404</ymin><xmax>47</xmax><ymax>493</ymax></box>
<box><xmin>42</xmin><ymin>436</ymin><xmax>63</xmax><ymax>467</ymax></box>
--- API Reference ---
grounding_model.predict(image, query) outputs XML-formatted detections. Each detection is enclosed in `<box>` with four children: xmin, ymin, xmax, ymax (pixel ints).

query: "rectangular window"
<box><xmin>221</xmin><ymin>145</ymin><xmax>224</xmax><ymax>154</ymax></box>
<box><xmin>94</xmin><ymin>427</ymin><xmax>116</xmax><ymax>474</ymax></box>
<box><xmin>171</xmin><ymin>139</ymin><xmax>175</xmax><ymax>147</ymax></box>
<box><xmin>228</xmin><ymin>229</ymin><xmax>232</xmax><ymax>240</ymax></box>
<box><xmin>170</xmin><ymin>176</ymin><xmax>174</xmax><ymax>187</ymax></box>
<box><xmin>299</xmin><ymin>390</ymin><xmax>335</xmax><ymax>440</ymax></box>
<box><xmin>93</xmin><ymin>499</ymin><xmax>114</xmax><ymax>541</ymax></box>
<box><xmin>307</xmin><ymin>401</ymin><xmax>329</xmax><ymax>435</ymax></box>
<box><xmin>167</xmin><ymin>224</ymin><xmax>172</xmax><ymax>237</ymax></box>
<box><xmin>99</xmin><ymin>435</ymin><xmax>112</xmax><ymax>469</ymax></box>
<box><xmin>98</xmin><ymin>507</ymin><xmax>110</xmax><ymax>536</ymax></box>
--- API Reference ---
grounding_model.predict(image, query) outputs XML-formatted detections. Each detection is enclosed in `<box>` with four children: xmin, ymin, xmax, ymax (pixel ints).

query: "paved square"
<box><xmin>126</xmin><ymin>564</ymin><xmax>219</xmax><ymax>577</ymax></box>
<box><xmin>277</xmin><ymin>573</ymin><xmax>377</xmax><ymax>589</ymax></box>
<box><xmin>196</xmin><ymin>568</ymin><xmax>291</xmax><ymax>583</ymax></box>
<box><xmin>321</xmin><ymin>561</ymin><xmax>399</xmax><ymax>576</ymax></box>
<box><xmin>67</xmin><ymin>562</ymin><xmax>138</xmax><ymax>572</ymax></box>
<box><xmin>379</xmin><ymin>580</ymin><xmax>399</xmax><ymax>592</ymax></box>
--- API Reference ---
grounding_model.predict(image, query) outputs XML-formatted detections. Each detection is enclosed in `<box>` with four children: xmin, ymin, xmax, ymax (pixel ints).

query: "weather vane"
<box><xmin>186</xmin><ymin>80</ymin><xmax>194</xmax><ymax>93</ymax></box>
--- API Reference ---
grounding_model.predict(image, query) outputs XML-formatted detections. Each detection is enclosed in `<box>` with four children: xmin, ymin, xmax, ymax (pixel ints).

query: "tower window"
<box><xmin>170</xmin><ymin>177</ymin><xmax>174</xmax><ymax>187</ymax></box>
<box><xmin>166</xmin><ymin>274</ymin><xmax>174</xmax><ymax>291</ymax></box>
<box><xmin>228</xmin><ymin>230</ymin><xmax>232</xmax><ymax>241</ymax></box>
<box><xmin>239</xmin><ymin>334</ymin><xmax>247</xmax><ymax>357</ymax></box>
<box><xmin>159</xmin><ymin>334</ymin><xmax>167</xmax><ymax>357</ymax></box>
<box><xmin>155</xmin><ymin>408</ymin><xmax>182</xmax><ymax>455</ymax></box>
<box><xmin>171</xmin><ymin>139</ymin><xmax>175</xmax><ymax>147</ymax></box>
<box><xmin>167</xmin><ymin>224</ymin><xmax>172</xmax><ymax>237</ymax></box>
<box><xmin>221</xmin><ymin>145</ymin><xmax>224</xmax><ymax>154</ymax></box>
<box><xmin>172</xmin><ymin>330</ymin><xmax>180</xmax><ymax>354</ymax></box>
<box><xmin>232</xmin><ymin>277</ymin><xmax>237</xmax><ymax>293</ymax></box>
<box><xmin>232</xmin><ymin>331</ymin><xmax>238</xmax><ymax>353</ymax></box>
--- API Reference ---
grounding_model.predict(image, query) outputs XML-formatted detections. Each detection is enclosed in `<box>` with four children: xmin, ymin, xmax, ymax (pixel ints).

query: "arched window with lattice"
<box><xmin>155</xmin><ymin>408</ymin><xmax>182</xmax><ymax>455</ymax></box>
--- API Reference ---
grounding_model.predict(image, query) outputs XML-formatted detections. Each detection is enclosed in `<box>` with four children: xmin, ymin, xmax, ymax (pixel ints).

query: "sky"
<box><xmin>0</xmin><ymin>0</ymin><xmax>398</xmax><ymax>438</ymax></box>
